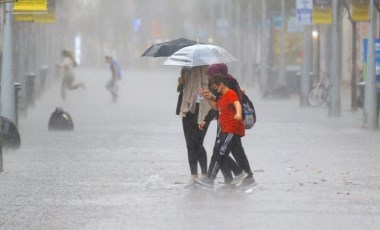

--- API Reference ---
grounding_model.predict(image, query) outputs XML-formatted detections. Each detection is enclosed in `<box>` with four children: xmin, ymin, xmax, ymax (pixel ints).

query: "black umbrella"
<box><xmin>141</xmin><ymin>38</ymin><xmax>201</xmax><ymax>57</ymax></box>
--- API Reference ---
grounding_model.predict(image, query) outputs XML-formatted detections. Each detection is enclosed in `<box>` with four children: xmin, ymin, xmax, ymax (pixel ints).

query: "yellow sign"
<box><xmin>14</xmin><ymin>14</ymin><xmax>34</xmax><ymax>22</ymax></box>
<box><xmin>34</xmin><ymin>12</ymin><xmax>55</xmax><ymax>23</ymax></box>
<box><xmin>13</xmin><ymin>0</ymin><xmax>47</xmax><ymax>12</ymax></box>
<box><xmin>352</xmin><ymin>0</ymin><xmax>369</xmax><ymax>21</ymax></box>
<box><xmin>34</xmin><ymin>0</ymin><xmax>55</xmax><ymax>23</ymax></box>
<box><xmin>313</xmin><ymin>0</ymin><xmax>332</xmax><ymax>24</ymax></box>
<box><xmin>14</xmin><ymin>0</ymin><xmax>55</xmax><ymax>23</ymax></box>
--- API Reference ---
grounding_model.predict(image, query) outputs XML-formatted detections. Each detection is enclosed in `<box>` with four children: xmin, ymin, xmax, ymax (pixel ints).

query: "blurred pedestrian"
<box><xmin>105</xmin><ymin>54</ymin><xmax>122</xmax><ymax>103</ymax></box>
<box><xmin>177</xmin><ymin>66</ymin><xmax>211</xmax><ymax>185</ymax></box>
<box><xmin>57</xmin><ymin>49</ymin><xmax>85</xmax><ymax>100</ymax></box>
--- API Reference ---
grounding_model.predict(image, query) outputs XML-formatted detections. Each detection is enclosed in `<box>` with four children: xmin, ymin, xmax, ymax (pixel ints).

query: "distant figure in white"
<box><xmin>105</xmin><ymin>55</ymin><xmax>122</xmax><ymax>103</ymax></box>
<box><xmin>57</xmin><ymin>49</ymin><xmax>85</xmax><ymax>100</ymax></box>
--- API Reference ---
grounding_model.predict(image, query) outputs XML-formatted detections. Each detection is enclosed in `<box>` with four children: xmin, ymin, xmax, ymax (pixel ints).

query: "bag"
<box><xmin>48</xmin><ymin>107</ymin><xmax>74</xmax><ymax>131</ymax></box>
<box><xmin>242</xmin><ymin>93</ymin><xmax>256</xmax><ymax>129</ymax></box>
<box><xmin>176</xmin><ymin>90</ymin><xmax>183</xmax><ymax>115</ymax></box>
<box><xmin>225</xmin><ymin>75</ymin><xmax>256</xmax><ymax>129</ymax></box>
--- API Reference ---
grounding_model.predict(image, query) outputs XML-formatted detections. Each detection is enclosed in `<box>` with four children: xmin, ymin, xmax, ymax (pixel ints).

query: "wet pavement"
<box><xmin>0</xmin><ymin>67</ymin><xmax>379</xmax><ymax>230</ymax></box>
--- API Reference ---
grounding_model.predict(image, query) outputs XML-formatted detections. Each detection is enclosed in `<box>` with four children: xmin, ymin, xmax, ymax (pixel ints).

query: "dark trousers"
<box><xmin>208</xmin><ymin>132</ymin><xmax>253</xmax><ymax>182</ymax></box>
<box><xmin>182</xmin><ymin>112</ymin><xmax>209</xmax><ymax>175</ymax></box>
<box><xmin>229</xmin><ymin>135</ymin><xmax>253</xmax><ymax>178</ymax></box>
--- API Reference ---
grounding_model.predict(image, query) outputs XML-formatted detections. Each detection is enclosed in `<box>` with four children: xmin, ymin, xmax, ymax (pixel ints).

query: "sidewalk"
<box><xmin>0</xmin><ymin>67</ymin><xmax>379</xmax><ymax>230</ymax></box>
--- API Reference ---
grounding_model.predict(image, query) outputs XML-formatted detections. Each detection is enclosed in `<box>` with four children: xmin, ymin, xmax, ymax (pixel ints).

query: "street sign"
<box><xmin>313</xmin><ymin>0</ymin><xmax>332</xmax><ymax>24</ymax></box>
<box><xmin>296</xmin><ymin>0</ymin><xmax>313</xmax><ymax>25</ymax></box>
<box><xmin>352</xmin><ymin>0</ymin><xmax>369</xmax><ymax>21</ymax></box>
<box><xmin>363</xmin><ymin>38</ymin><xmax>380</xmax><ymax>92</ymax></box>
<box><xmin>13</xmin><ymin>0</ymin><xmax>47</xmax><ymax>12</ymax></box>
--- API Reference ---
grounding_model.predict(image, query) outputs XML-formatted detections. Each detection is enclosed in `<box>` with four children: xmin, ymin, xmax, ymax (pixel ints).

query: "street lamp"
<box><xmin>312</xmin><ymin>29</ymin><xmax>318</xmax><ymax>39</ymax></box>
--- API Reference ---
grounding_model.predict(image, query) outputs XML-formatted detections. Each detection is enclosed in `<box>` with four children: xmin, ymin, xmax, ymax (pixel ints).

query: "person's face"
<box><xmin>209</xmin><ymin>82</ymin><xmax>221</xmax><ymax>96</ymax></box>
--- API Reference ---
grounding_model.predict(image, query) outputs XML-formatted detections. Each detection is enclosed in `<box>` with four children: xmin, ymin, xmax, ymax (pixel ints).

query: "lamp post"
<box><xmin>0</xmin><ymin>2</ymin><xmax>15</xmax><ymax>172</ymax></box>
<box><xmin>363</xmin><ymin>0</ymin><xmax>378</xmax><ymax>129</ymax></box>
<box><xmin>329</xmin><ymin>0</ymin><xmax>341</xmax><ymax>117</ymax></box>
<box><xmin>260</xmin><ymin>0</ymin><xmax>268</xmax><ymax>96</ymax></box>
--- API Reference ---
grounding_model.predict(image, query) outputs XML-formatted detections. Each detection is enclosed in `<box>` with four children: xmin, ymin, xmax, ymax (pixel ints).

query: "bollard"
<box><xmin>39</xmin><ymin>66</ymin><xmax>48</xmax><ymax>97</ymax></box>
<box><xmin>14</xmin><ymin>82</ymin><xmax>21</xmax><ymax>128</ymax></box>
<box><xmin>25</xmin><ymin>73</ymin><xmax>36</xmax><ymax>107</ymax></box>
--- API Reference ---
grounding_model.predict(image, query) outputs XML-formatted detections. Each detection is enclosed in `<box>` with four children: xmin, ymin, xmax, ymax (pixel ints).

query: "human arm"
<box><xmin>57</xmin><ymin>57</ymin><xmax>68</xmax><ymax>68</ymax></box>
<box><xmin>198</xmin><ymin>109</ymin><xmax>218</xmax><ymax>130</ymax></box>
<box><xmin>233</xmin><ymin>100</ymin><xmax>243</xmax><ymax>121</ymax></box>
<box><xmin>177</xmin><ymin>76</ymin><xmax>184</xmax><ymax>92</ymax></box>
<box><xmin>200</xmin><ymin>88</ymin><xmax>217</xmax><ymax>110</ymax></box>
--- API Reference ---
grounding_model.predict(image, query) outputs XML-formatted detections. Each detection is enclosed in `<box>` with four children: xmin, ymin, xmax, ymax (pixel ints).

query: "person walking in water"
<box><xmin>105</xmin><ymin>55</ymin><xmax>122</xmax><ymax>103</ymax></box>
<box><xmin>57</xmin><ymin>49</ymin><xmax>85</xmax><ymax>100</ymax></box>
<box><xmin>195</xmin><ymin>73</ymin><xmax>256</xmax><ymax>189</ymax></box>
<box><xmin>176</xmin><ymin>66</ymin><xmax>211</xmax><ymax>185</ymax></box>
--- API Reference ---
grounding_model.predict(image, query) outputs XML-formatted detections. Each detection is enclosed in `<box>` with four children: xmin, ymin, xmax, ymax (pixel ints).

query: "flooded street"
<box><xmin>0</xmin><ymin>67</ymin><xmax>379</xmax><ymax>230</ymax></box>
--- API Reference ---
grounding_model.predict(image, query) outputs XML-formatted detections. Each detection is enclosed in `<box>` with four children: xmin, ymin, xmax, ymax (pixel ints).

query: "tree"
<box><xmin>342</xmin><ymin>0</ymin><xmax>359</xmax><ymax>111</ymax></box>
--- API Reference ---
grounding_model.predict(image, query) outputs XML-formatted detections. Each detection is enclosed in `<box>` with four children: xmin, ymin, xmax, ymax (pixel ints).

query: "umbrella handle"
<box><xmin>199</xmin><ymin>66</ymin><xmax>204</xmax><ymax>86</ymax></box>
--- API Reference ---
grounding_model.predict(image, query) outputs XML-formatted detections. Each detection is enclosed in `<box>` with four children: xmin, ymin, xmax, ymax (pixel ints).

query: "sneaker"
<box><xmin>230</xmin><ymin>171</ymin><xmax>249</xmax><ymax>185</ymax></box>
<box><xmin>216</xmin><ymin>183</ymin><xmax>235</xmax><ymax>190</ymax></box>
<box><xmin>194</xmin><ymin>176</ymin><xmax>214</xmax><ymax>189</ymax></box>
<box><xmin>237</xmin><ymin>177</ymin><xmax>257</xmax><ymax>189</ymax></box>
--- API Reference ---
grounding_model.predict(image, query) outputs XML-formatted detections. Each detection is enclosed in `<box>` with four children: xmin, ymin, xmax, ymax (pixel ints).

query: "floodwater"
<box><xmin>0</xmin><ymin>67</ymin><xmax>379</xmax><ymax>230</ymax></box>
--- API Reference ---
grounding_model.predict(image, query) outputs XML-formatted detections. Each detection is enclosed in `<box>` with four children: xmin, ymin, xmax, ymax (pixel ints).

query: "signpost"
<box><xmin>297</xmin><ymin>0</ymin><xmax>313</xmax><ymax>106</ymax></box>
<box><xmin>296</xmin><ymin>0</ymin><xmax>313</xmax><ymax>25</ymax></box>
<box><xmin>352</xmin><ymin>0</ymin><xmax>370</xmax><ymax>21</ymax></box>
<box><xmin>313</xmin><ymin>0</ymin><xmax>332</xmax><ymax>24</ymax></box>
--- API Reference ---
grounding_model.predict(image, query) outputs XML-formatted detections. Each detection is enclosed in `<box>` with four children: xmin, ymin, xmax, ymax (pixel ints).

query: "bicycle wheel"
<box><xmin>308</xmin><ymin>86</ymin><xmax>327</xmax><ymax>107</ymax></box>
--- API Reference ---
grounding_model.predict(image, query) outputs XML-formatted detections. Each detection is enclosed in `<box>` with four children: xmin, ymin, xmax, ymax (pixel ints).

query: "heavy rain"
<box><xmin>0</xmin><ymin>0</ymin><xmax>379</xmax><ymax>229</ymax></box>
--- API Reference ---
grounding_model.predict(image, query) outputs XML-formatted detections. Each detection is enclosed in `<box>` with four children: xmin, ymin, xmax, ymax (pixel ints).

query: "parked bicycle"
<box><xmin>308</xmin><ymin>71</ymin><xmax>331</xmax><ymax>107</ymax></box>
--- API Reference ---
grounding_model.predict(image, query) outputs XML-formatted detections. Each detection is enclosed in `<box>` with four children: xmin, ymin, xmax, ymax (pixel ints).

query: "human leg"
<box><xmin>68</xmin><ymin>83</ymin><xmax>85</xmax><ymax>90</ymax></box>
<box><xmin>231</xmin><ymin>136</ymin><xmax>253</xmax><ymax>178</ymax></box>
<box><xmin>196</xmin><ymin>132</ymin><xmax>235</xmax><ymax>187</ymax></box>
<box><xmin>61</xmin><ymin>75</ymin><xmax>74</xmax><ymax>100</ymax></box>
<box><xmin>61</xmin><ymin>78</ymin><xmax>67</xmax><ymax>100</ymax></box>
<box><xmin>226</xmin><ymin>156</ymin><xmax>242</xmax><ymax>176</ymax></box>
<box><xmin>106</xmin><ymin>79</ymin><xmax>117</xmax><ymax>99</ymax></box>
<box><xmin>196</xmin><ymin>120</ymin><xmax>209</xmax><ymax>175</ymax></box>
<box><xmin>182</xmin><ymin>113</ymin><xmax>198</xmax><ymax>176</ymax></box>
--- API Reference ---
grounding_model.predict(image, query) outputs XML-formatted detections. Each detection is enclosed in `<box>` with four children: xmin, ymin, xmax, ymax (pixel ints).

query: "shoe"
<box><xmin>230</xmin><ymin>171</ymin><xmax>249</xmax><ymax>185</ymax></box>
<box><xmin>217</xmin><ymin>184</ymin><xmax>235</xmax><ymax>190</ymax></box>
<box><xmin>184</xmin><ymin>175</ymin><xmax>198</xmax><ymax>188</ymax></box>
<box><xmin>194</xmin><ymin>176</ymin><xmax>214</xmax><ymax>189</ymax></box>
<box><xmin>237</xmin><ymin>177</ymin><xmax>257</xmax><ymax>189</ymax></box>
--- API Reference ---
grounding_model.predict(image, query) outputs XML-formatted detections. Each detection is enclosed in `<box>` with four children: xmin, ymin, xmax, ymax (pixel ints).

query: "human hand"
<box><xmin>198</xmin><ymin>121</ymin><xmax>206</xmax><ymax>130</ymax></box>
<box><xmin>200</xmin><ymin>88</ymin><xmax>215</xmax><ymax>101</ymax></box>
<box><xmin>178</xmin><ymin>76</ymin><xmax>184</xmax><ymax>85</ymax></box>
<box><xmin>234</xmin><ymin>113</ymin><xmax>243</xmax><ymax>121</ymax></box>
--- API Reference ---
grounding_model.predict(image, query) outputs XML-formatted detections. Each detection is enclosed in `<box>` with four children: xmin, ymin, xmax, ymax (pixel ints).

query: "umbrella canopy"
<box><xmin>141</xmin><ymin>38</ymin><xmax>200</xmax><ymax>57</ymax></box>
<box><xmin>163</xmin><ymin>44</ymin><xmax>238</xmax><ymax>67</ymax></box>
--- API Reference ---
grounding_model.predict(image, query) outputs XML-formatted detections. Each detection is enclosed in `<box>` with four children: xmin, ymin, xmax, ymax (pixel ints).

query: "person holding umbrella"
<box><xmin>177</xmin><ymin>65</ymin><xmax>211</xmax><ymax>185</ymax></box>
<box><xmin>163</xmin><ymin>43</ymin><xmax>238</xmax><ymax>185</ymax></box>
